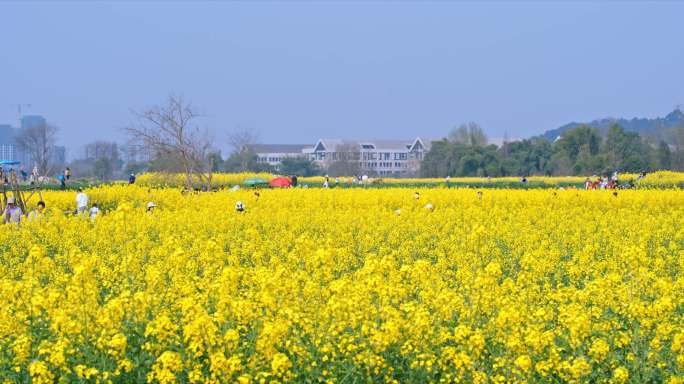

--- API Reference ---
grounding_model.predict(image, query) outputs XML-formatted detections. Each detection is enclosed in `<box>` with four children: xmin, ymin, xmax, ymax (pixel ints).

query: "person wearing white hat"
<box><xmin>235</xmin><ymin>201</ymin><xmax>245</xmax><ymax>212</ymax></box>
<box><xmin>3</xmin><ymin>196</ymin><xmax>23</xmax><ymax>224</ymax></box>
<box><xmin>146</xmin><ymin>202</ymin><xmax>156</xmax><ymax>213</ymax></box>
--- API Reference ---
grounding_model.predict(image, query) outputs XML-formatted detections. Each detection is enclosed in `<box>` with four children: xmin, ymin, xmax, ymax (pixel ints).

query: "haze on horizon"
<box><xmin>1</xmin><ymin>1</ymin><xmax>682</xmax><ymax>157</ymax></box>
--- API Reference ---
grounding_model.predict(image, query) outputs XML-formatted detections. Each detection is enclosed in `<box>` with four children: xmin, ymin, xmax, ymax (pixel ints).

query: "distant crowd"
<box><xmin>583</xmin><ymin>171</ymin><xmax>643</xmax><ymax>190</ymax></box>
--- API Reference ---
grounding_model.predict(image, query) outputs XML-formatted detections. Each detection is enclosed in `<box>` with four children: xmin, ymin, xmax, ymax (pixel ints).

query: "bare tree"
<box><xmin>125</xmin><ymin>94</ymin><xmax>216</xmax><ymax>190</ymax></box>
<box><xmin>15</xmin><ymin>122</ymin><xmax>58</xmax><ymax>176</ymax></box>
<box><xmin>83</xmin><ymin>141</ymin><xmax>120</xmax><ymax>181</ymax></box>
<box><xmin>227</xmin><ymin>128</ymin><xmax>260</xmax><ymax>154</ymax></box>
<box><xmin>227</xmin><ymin>128</ymin><xmax>260</xmax><ymax>172</ymax></box>
<box><xmin>448</xmin><ymin>122</ymin><xmax>488</xmax><ymax>147</ymax></box>
<box><xmin>85</xmin><ymin>141</ymin><xmax>119</xmax><ymax>160</ymax></box>
<box><xmin>327</xmin><ymin>142</ymin><xmax>361</xmax><ymax>176</ymax></box>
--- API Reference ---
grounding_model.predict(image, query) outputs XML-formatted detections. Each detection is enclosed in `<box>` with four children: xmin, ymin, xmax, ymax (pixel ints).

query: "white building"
<box><xmin>310</xmin><ymin>137</ymin><xmax>427</xmax><ymax>176</ymax></box>
<box><xmin>246</xmin><ymin>144</ymin><xmax>312</xmax><ymax>170</ymax></box>
<box><xmin>245</xmin><ymin>138</ymin><xmax>428</xmax><ymax>176</ymax></box>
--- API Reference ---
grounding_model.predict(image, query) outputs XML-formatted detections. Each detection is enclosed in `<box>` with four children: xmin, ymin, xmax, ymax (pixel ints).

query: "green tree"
<box><xmin>553</xmin><ymin>125</ymin><xmax>602</xmax><ymax>175</ymax></box>
<box><xmin>280</xmin><ymin>157</ymin><xmax>321</xmax><ymax>177</ymax></box>
<box><xmin>420</xmin><ymin>140</ymin><xmax>454</xmax><ymax>177</ymax></box>
<box><xmin>667</xmin><ymin>128</ymin><xmax>684</xmax><ymax>170</ymax></box>
<box><xmin>603</xmin><ymin>124</ymin><xmax>650</xmax><ymax>172</ymax></box>
<box><xmin>223</xmin><ymin>150</ymin><xmax>272</xmax><ymax>173</ymax></box>
<box><xmin>656</xmin><ymin>140</ymin><xmax>672</xmax><ymax>170</ymax></box>
<box><xmin>500</xmin><ymin>139</ymin><xmax>554</xmax><ymax>176</ymax></box>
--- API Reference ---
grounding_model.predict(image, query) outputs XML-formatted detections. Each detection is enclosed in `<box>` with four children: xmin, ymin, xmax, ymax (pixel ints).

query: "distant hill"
<box><xmin>540</xmin><ymin>108</ymin><xmax>684</xmax><ymax>142</ymax></box>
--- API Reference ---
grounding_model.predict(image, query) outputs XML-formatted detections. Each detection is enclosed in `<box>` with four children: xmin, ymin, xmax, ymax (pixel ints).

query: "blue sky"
<box><xmin>1</xmin><ymin>1</ymin><xmax>682</xmax><ymax>155</ymax></box>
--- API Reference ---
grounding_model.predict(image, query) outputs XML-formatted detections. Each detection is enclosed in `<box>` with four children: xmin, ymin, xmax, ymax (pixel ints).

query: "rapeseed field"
<box><xmin>1</xmin><ymin>186</ymin><xmax>683</xmax><ymax>383</ymax></box>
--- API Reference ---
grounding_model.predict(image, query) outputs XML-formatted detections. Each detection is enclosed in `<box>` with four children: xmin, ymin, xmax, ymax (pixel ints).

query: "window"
<box><xmin>369</xmin><ymin>153</ymin><xmax>377</xmax><ymax>160</ymax></box>
<box><xmin>0</xmin><ymin>145</ymin><xmax>13</xmax><ymax>160</ymax></box>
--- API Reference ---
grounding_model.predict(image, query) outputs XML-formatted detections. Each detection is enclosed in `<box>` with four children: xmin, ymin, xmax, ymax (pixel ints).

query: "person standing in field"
<box><xmin>30</xmin><ymin>166</ymin><xmax>38</xmax><ymax>185</ymax></box>
<box><xmin>129</xmin><ymin>173</ymin><xmax>136</xmax><ymax>184</ymax></box>
<box><xmin>3</xmin><ymin>197</ymin><xmax>23</xmax><ymax>225</ymax></box>
<box><xmin>28</xmin><ymin>201</ymin><xmax>46</xmax><ymax>222</ymax></box>
<box><xmin>89</xmin><ymin>203</ymin><xmax>100</xmax><ymax>221</ymax></box>
<box><xmin>76</xmin><ymin>189</ymin><xmax>89</xmax><ymax>215</ymax></box>
<box><xmin>65</xmin><ymin>167</ymin><xmax>72</xmax><ymax>182</ymax></box>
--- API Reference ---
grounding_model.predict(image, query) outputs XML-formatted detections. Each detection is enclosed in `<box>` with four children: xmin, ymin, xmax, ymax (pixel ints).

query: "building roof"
<box><xmin>315</xmin><ymin>137</ymin><xmax>426</xmax><ymax>152</ymax></box>
<box><xmin>363</xmin><ymin>140</ymin><xmax>414</xmax><ymax>150</ymax></box>
<box><xmin>245</xmin><ymin>144</ymin><xmax>310</xmax><ymax>154</ymax></box>
<box><xmin>20</xmin><ymin>115</ymin><xmax>47</xmax><ymax>129</ymax></box>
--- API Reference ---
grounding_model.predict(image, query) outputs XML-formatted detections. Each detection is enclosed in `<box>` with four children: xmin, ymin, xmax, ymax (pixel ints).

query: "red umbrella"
<box><xmin>269</xmin><ymin>177</ymin><xmax>292</xmax><ymax>187</ymax></box>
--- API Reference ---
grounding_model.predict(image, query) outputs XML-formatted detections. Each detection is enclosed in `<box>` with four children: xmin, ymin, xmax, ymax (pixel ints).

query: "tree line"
<box><xmin>15</xmin><ymin>95</ymin><xmax>684</xmax><ymax>186</ymax></box>
<box><xmin>421</xmin><ymin>122</ymin><xmax>681</xmax><ymax>177</ymax></box>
